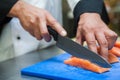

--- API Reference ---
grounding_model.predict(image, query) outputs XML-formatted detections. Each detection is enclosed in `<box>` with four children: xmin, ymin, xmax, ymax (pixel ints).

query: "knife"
<box><xmin>48</xmin><ymin>27</ymin><xmax>111</xmax><ymax>68</ymax></box>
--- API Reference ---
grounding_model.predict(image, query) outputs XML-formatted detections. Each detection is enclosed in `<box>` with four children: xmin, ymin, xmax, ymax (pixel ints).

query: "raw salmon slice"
<box><xmin>64</xmin><ymin>51</ymin><xmax>119</xmax><ymax>73</ymax></box>
<box><xmin>109</xmin><ymin>47</ymin><xmax>120</xmax><ymax>57</ymax></box>
<box><xmin>108</xmin><ymin>53</ymin><xmax>119</xmax><ymax>63</ymax></box>
<box><xmin>97</xmin><ymin>47</ymin><xmax>119</xmax><ymax>63</ymax></box>
<box><xmin>114</xmin><ymin>42</ymin><xmax>120</xmax><ymax>48</ymax></box>
<box><xmin>64</xmin><ymin>57</ymin><xmax>110</xmax><ymax>73</ymax></box>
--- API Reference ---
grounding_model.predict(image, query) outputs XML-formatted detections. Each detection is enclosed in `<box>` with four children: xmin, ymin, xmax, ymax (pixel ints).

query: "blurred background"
<box><xmin>62</xmin><ymin>0</ymin><xmax>120</xmax><ymax>38</ymax></box>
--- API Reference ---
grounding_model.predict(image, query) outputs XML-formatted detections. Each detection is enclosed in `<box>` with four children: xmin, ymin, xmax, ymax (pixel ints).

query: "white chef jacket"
<box><xmin>0</xmin><ymin>0</ymin><xmax>80</xmax><ymax>62</ymax></box>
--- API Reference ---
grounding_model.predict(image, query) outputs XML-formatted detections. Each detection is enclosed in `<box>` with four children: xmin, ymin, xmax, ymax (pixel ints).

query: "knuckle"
<box><xmin>37</xmin><ymin>13</ymin><xmax>45</xmax><ymax>21</ymax></box>
<box><xmin>41</xmin><ymin>31</ymin><xmax>48</xmax><ymax>36</ymax></box>
<box><xmin>78</xmin><ymin>22</ymin><xmax>83</xmax><ymax>27</ymax></box>
<box><xmin>81</xmin><ymin>25</ymin><xmax>93</xmax><ymax>33</ymax></box>
<box><xmin>78</xmin><ymin>22</ymin><xmax>96</xmax><ymax>34</ymax></box>
<box><xmin>29</xmin><ymin>16</ymin><xmax>39</xmax><ymax>25</ymax></box>
<box><xmin>29</xmin><ymin>19</ymin><xmax>36</xmax><ymax>24</ymax></box>
<box><xmin>83</xmin><ymin>24</ymin><xmax>92</xmax><ymax>29</ymax></box>
<box><xmin>106</xmin><ymin>32</ymin><xmax>118</xmax><ymax>39</ymax></box>
<box><xmin>24</xmin><ymin>22</ymin><xmax>30</xmax><ymax>27</ymax></box>
<box><xmin>50</xmin><ymin>20</ymin><xmax>58</xmax><ymax>26</ymax></box>
<box><xmin>112</xmin><ymin>32</ymin><xmax>118</xmax><ymax>38</ymax></box>
<box><xmin>87</xmin><ymin>40</ymin><xmax>96</xmax><ymax>45</ymax></box>
<box><xmin>100</xmin><ymin>41</ymin><xmax>108</xmax><ymax>47</ymax></box>
<box><xmin>77</xmin><ymin>26</ymin><xmax>82</xmax><ymax>31</ymax></box>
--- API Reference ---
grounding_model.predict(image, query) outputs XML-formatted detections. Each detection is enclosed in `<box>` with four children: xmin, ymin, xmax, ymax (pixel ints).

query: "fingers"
<box><xmin>34</xmin><ymin>29</ymin><xmax>42</xmax><ymax>40</ymax></box>
<box><xmin>95</xmin><ymin>32</ymin><xmax>108</xmax><ymax>60</ymax></box>
<box><xmin>76</xmin><ymin>25</ymin><xmax>97</xmax><ymax>54</ymax></box>
<box><xmin>45</xmin><ymin>12</ymin><xmax>67</xmax><ymax>36</ymax></box>
<box><xmin>76</xmin><ymin>13</ymin><xmax>118</xmax><ymax>61</ymax></box>
<box><xmin>76</xmin><ymin>27</ymin><xmax>83</xmax><ymax>45</ymax></box>
<box><xmin>105</xmin><ymin>30</ymin><xmax>118</xmax><ymax>49</ymax></box>
<box><xmin>38</xmin><ymin>16</ymin><xmax>51</xmax><ymax>42</ymax></box>
<box><xmin>85</xmin><ymin>32</ymin><xmax>98</xmax><ymax>54</ymax></box>
<box><xmin>19</xmin><ymin>6</ymin><xmax>66</xmax><ymax>42</ymax></box>
<box><xmin>28</xmin><ymin>18</ymin><xmax>42</xmax><ymax>40</ymax></box>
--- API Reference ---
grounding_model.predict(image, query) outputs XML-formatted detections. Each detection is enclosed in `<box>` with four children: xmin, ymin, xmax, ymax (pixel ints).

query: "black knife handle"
<box><xmin>48</xmin><ymin>27</ymin><xmax>58</xmax><ymax>41</ymax></box>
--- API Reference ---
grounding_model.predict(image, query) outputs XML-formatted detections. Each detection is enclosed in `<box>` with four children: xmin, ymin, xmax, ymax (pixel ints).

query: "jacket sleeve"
<box><xmin>0</xmin><ymin>0</ymin><xmax>18</xmax><ymax>26</ymax></box>
<box><xmin>73</xmin><ymin>0</ymin><xmax>110</xmax><ymax>26</ymax></box>
<box><xmin>67</xmin><ymin>0</ymin><xmax>80</xmax><ymax>12</ymax></box>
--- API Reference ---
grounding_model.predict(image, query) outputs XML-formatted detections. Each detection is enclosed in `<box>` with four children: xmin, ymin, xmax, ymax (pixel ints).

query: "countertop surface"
<box><xmin>0</xmin><ymin>45</ymin><xmax>64</xmax><ymax>80</ymax></box>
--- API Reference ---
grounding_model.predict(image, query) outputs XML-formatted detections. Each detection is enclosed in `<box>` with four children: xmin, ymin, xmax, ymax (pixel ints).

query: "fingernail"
<box><xmin>43</xmin><ymin>34</ymin><xmax>51</xmax><ymax>42</ymax></box>
<box><xmin>61</xmin><ymin>31</ymin><xmax>67</xmax><ymax>36</ymax></box>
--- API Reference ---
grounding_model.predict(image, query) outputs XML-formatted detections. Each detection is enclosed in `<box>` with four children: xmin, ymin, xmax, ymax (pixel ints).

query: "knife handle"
<box><xmin>48</xmin><ymin>27</ymin><xmax>58</xmax><ymax>41</ymax></box>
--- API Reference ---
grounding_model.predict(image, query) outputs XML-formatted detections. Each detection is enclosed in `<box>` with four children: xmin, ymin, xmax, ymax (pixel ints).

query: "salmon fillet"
<box><xmin>64</xmin><ymin>53</ymin><xmax>119</xmax><ymax>73</ymax></box>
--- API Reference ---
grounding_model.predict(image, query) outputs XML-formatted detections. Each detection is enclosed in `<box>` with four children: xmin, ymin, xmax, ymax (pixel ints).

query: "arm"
<box><xmin>67</xmin><ymin>0</ymin><xmax>109</xmax><ymax>28</ymax></box>
<box><xmin>73</xmin><ymin>0</ymin><xmax>109</xmax><ymax>25</ymax></box>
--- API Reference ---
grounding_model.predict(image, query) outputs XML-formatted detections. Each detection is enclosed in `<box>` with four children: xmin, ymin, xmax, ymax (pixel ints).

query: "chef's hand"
<box><xmin>8</xmin><ymin>1</ymin><xmax>67</xmax><ymax>41</ymax></box>
<box><xmin>76</xmin><ymin>13</ymin><xmax>118</xmax><ymax>60</ymax></box>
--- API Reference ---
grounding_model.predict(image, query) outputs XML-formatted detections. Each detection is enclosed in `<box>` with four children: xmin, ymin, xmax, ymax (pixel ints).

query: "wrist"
<box><xmin>7</xmin><ymin>0</ymin><xmax>24</xmax><ymax>17</ymax></box>
<box><xmin>80</xmin><ymin>13</ymin><xmax>101</xmax><ymax>19</ymax></box>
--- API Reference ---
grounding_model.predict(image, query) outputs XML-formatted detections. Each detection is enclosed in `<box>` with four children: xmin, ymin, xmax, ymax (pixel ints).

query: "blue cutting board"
<box><xmin>21</xmin><ymin>53</ymin><xmax>120</xmax><ymax>80</ymax></box>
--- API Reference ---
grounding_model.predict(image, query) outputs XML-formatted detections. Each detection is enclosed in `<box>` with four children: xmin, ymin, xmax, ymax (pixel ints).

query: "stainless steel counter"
<box><xmin>0</xmin><ymin>45</ymin><xmax>64</xmax><ymax>80</ymax></box>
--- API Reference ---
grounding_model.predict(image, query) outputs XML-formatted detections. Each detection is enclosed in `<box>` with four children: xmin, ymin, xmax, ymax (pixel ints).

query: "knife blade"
<box><xmin>48</xmin><ymin>27</ymin><xmax>111</xmax><ymax>68</ymax></box>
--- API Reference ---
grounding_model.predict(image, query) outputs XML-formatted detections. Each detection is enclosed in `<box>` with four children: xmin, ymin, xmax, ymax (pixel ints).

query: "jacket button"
<box><xmin>17</xmin><ymin>36</ymin><xmax>21</xmax><ymax>40</ymax></box>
